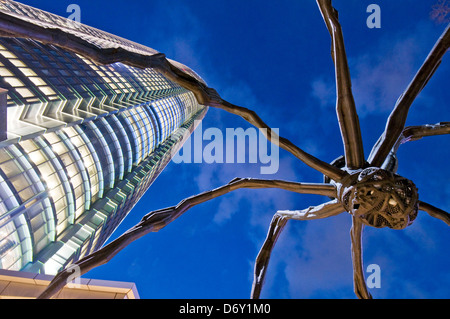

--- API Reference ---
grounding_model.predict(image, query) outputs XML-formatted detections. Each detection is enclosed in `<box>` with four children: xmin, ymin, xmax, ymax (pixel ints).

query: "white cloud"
<box><xmin>310</xmin><ymin>22</ymin><xmax>438</xmax><ymax>119</ymax></box>
<box><xmin>219</xmin><ymin>80</ymin><xmax>259</xmax><ymax>110</ymax></box>
<box><xmin>311</xmin><ymin>77</ymin><xmax>335</xmax><ymax>109</ymax></box>
<box><xmin>141</xmin><ymin>0</ymin><xmax>209</xmax><ymax>78</ymax></box>
<box><xmin>192</xmin><ymin>154</ymin><xmax>302</xmax><ymax>227</ymax></box>
<box><xmin>350</xmin><ymin>37</ymin><xmax>419</xmax><ymax>117</ymax></box>
<box><xmin>260</xmin><ymin>212</ymin><xmax>354</xmax><ymax>298</ymax></box>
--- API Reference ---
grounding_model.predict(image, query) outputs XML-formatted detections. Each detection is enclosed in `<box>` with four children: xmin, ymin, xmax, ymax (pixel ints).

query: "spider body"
<box><xmin>337</xmin><ymin>167</ymin><xmax>419</xmax><ymax>230</ymax></box>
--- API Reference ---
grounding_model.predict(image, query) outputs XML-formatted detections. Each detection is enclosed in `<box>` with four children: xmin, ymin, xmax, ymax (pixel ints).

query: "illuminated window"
<box><xmin>28</xmin><ymin>150</ymin><xmax>47</xmax><ymax>165</ymax></box>
<box><xmin>15</xmin><ymin>88</ymin><xmax>34</xmax><ymax>98</ymax></box>
<box><xmin>0</xmin><ymin>67</ymin><xmax>13</xmax><ymax>76</ymax></box>
<box><xmin>38</xmin><ymin>86</ymin><xmax>56</xmax><ymax>96</ymax></box>
<box><xmin>0</xmin><ymin>220</ymin><xmax>22</xmax><ymax>270</ymax></box>
<box><xmin>4</xmin><ymin>77</ymin><xmax>24</xmax><ymax>87</ymax></box>
<box><xmin>29</xmin><ymin>77</ymin><xmax>47</xmax><ymax>86</ymax></box>
<box><xmin>73</xmin><ymin>126</ymin><xmax>104</xmax><ymax>199</ymax></box>
<box><xmin>36</xmin><ymin>161</ymin><xmax>55</xmax><ymax>179</ymax></box>
<box><xmin>18</xmin><ymin>67</ymin><xmax>37</xmax><ymax>76</ymax></box>
<box><xmin>0</xmin><ymin>50</ymin><xmax>17</xmax><ymax>59</ymax></box>
<box><xmin>9</xmin><ymin>59</ymin><xmax>26</xmax><ymax>67</ymax></box>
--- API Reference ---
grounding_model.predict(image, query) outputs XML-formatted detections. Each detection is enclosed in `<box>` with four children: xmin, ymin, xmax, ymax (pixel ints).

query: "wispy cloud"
<box><xmin>310</xmin><ymin>21</ymin><xmax>438</xmax><ymax>119</ymax></box>
<box><xmin>311</xmin><ymin>77</ymin><xmax>335</xmax><ymax>110</ymax></box>
<box><xmin>193</xmin><ymin>154</ymin><xmax>302</xmax><ymax>227</ymax></box>
<box><xmin>350</xmin><ymin>37</ymin><xmax>420</xmax><ymax>117</ymax></box>
<box><xmin>259</xmin><ymin>212</ymin><xmax>355</xmax><ymax>298</ymax></box>
<box><xmin>141</xmin><ymin>0</ymin><xmax>209</xmax><ymax>79</ymax></box>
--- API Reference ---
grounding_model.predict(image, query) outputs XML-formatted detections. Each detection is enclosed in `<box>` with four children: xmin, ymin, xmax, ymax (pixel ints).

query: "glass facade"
<box><xmin>0</xmin><ymin>1</ymin><xmax>207</xmax><ymax>274</ymax></box>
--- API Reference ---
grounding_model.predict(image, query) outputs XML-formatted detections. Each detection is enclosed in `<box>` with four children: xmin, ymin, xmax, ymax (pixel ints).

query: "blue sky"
<box><xmin>19</xmin><ymin>0</ymin><xmax>450</xmax><ymax>298</ymax></box>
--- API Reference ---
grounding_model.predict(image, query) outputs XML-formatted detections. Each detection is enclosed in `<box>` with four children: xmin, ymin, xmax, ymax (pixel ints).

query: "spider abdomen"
<box><xmin>339</xmin><ymin>167</ymin><xmax>419</xmax><ymax>229</ymax></box>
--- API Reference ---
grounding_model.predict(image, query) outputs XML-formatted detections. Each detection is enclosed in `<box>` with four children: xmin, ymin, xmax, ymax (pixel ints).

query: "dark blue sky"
<box><xmin>19</xmin><ymin>0</ymin><xmax>450</xmax><ymax>298</ymax></box>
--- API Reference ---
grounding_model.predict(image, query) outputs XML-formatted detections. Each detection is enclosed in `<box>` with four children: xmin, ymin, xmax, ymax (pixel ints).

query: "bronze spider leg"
<box><xmin>400</xmin><ymin>122</ymin><xmax>450</xmax><ymax>143</ymax></box>
<box><xmin>316</xmin><ymin>0</ymin><xmax>365</xmax><ymax>170</ymax></box>
<box><xmin>380</xmin><ymin>122</ymin><xmax>450</xmax><ymax>225</ymax></box>
<box><xmin>37</xmin><ymin>179</ymin><xmax>336</xmax><ymax>299</ymax></box>
<box><xmin>383</xmin><ymin>122</ymin><xmax>450</xmax><ymax>172</ymax></box>
<box><xmin>251</xmin><ymin>200</ymin><xmax>344</xmax><ymax>299</ymax></box>
<box><xmin>350</xmin><ymin>216</ymin><xmax>372</xmax><ymax>299</ymax></box>
<box><xmin>316</xmin><ymin>0</ymin><xmax>373</xmax><ymax>299</ymax></box>
<box><xmin>418</xmin><ymin>201</ymin><xmax>450</xmax><ymax>226</ymax></box>
<box><xmin>368</xmin><ymin>23</ymin><xmax>450</xmax><ymax>167</ymax></box>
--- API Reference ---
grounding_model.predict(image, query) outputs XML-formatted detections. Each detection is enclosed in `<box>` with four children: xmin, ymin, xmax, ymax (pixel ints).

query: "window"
<box><xmin>4</xmin><ymin>77</ymin><xmax>24</xmax><ymax>87</ymax></box>
<box><xmin>0</xmin><ymin>67</ymin><xmax>13</xmax><ymax>76</ymax></box>
<box><xmin>18</xmin><ymin>67</ymin><xmax>37</xmax><ymax>76</ymax></box>
<box><xmin>29</xmin><ymin>76</ymin><xmax>47</xmax><ymax>86</ymax></box>
<box><xmin>0</xmin><ymin>50</ymin><xmax>17</xmax><ymax>59</ymax></box>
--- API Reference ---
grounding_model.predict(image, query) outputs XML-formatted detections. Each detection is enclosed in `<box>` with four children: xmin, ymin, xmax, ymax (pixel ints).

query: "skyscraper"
<box><xmin>0</xmin><ymin>0</ymin><xmax>207</xmax><ymax>278</ymax></box>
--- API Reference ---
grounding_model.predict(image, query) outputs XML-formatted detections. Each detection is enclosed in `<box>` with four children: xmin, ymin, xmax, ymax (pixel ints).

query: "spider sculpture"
<box><xmin>34</xmin><ymin>0</ymin><xmax>450</xmax><ymax>299</ymax></box>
